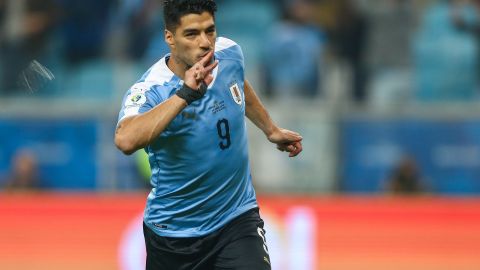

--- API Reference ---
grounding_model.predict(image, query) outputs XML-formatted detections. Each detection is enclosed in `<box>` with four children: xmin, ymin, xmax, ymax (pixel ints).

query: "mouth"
<box><xmin>198</xmin><ymin>51</ymin><xmax>211</xmax><ymax>59</ymax></box>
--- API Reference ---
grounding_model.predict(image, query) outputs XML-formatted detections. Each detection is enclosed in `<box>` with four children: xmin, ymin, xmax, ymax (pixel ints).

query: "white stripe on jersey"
<box><xmin>215</xmin><ymin>37</ymin><xmax>237</xmax><ymax>52</ymax></box>
<box><xmin>119</xmin><ymin>37</ymin><xmax>239</xmax><ymax>122</ymax></box>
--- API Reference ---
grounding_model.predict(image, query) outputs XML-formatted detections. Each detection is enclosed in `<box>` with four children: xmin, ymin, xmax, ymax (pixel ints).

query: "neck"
<box><xmin>167</xmin><ymin>54</ymin><xmax>188</xmax><ymax>80</ymax></box>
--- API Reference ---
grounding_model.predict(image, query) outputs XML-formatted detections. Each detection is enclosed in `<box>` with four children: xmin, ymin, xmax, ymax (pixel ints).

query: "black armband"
<box><xmin>175</xmin><ymin>83</ymin><xmax>208</xmax><ymax>105</ymax></box>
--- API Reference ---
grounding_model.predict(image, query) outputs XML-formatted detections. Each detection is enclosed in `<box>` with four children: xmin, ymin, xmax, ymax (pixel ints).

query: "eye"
<box><xmin>184</xmin><ymin>32</ymin><xmax>196</xmax><ymax>38</ymax></box>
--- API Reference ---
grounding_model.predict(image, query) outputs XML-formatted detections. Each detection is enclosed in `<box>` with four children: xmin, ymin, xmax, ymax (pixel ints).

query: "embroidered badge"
<box><xmin>229</xmin><ymin>83</ymin><xmax>242</xmax><ymax>105</ymax></box>
<box><xmin>125</xmin><ymin>93</ymin><xmax>146</xmax><ymax>107</ymax></box>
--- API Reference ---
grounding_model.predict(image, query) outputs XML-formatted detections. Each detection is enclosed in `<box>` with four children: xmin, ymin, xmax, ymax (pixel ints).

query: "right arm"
<box><xmin>114</xmin><ymin>95</ymin><xmax>187</xmax><ymax>155</ymax></box>
<box><xmin>115</xmin><ymin>51</ymin><xmax>217</xmax><ymax>155</ymax></box>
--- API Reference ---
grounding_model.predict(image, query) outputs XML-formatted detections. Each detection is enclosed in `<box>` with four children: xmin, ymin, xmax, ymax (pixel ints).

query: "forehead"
<box><xmin>177</xmin><ymin>11</ymin><xmax>215</xmax><ymax>31</ymax></box>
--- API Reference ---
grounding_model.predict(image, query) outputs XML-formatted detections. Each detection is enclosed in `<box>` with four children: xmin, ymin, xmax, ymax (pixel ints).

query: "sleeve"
<box><xmin>117</xmin><ymin>82</ymin><xmax>163</xmax><ymax>124</ymax></box>
<box><xmin>215</xmin><ymin>37</ymin><xmax>245</xmax><ymax>69</ymax></box>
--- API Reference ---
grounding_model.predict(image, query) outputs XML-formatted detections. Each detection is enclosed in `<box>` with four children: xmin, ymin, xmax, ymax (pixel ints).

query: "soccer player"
<box><xmin>114</xmin><ymin>1</ymin><xmax>303</xmax><ymax>269</ymax></box>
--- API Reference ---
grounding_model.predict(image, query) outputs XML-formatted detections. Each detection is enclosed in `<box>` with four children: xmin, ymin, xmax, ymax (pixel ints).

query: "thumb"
<box><xmin>285</xmin><ymin>130</ymin><xmax>303</xmax><ymax>142</ymax></box>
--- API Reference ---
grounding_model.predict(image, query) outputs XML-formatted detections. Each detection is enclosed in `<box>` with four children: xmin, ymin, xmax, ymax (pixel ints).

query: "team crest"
<box><xmin>229</xmin><ymin>83</ymin><xmax>242</xmax><ymax>105</ymax></box>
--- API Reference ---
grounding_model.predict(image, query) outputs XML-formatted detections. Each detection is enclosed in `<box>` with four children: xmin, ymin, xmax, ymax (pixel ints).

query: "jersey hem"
<box><xmin>143</xmin><ymin>203</ymin><xmax>258</xmax><ymax>238</ymax></box>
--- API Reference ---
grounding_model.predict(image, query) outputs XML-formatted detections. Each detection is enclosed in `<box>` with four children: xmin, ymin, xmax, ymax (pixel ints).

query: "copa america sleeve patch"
<box><xmin>120</xmin><ymin>92</ymin><xmax>147</xmax><ymax>121</ymax></box>
<box><xmin>125</xmin><ymin>93</ymin><xmax>147</xmax><ymax>107</ymax></box>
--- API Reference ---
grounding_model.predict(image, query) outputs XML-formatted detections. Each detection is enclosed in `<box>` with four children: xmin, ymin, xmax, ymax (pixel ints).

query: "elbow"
<box><xmin>114</xmin><ymin>133</ymin><xmax>137</xmax><ymax>155</ymax></box>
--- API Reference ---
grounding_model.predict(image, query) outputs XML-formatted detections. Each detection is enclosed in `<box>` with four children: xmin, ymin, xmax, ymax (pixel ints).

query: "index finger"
<box><xmin>204</xmin><ymin>60</ymin><xmax>218</xmax><ymax>74</ymax></box>
<box><xmin>199</xmin><ymin>50</ymin><xmax>214</xmax><ymax>66</ymax></box>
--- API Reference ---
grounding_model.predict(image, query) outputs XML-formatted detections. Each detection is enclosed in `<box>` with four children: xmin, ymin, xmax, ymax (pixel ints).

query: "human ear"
<box><xmin>165</xmin><ymin>29</ymin><xmax>175</xmax><ymax>48</ymax></box>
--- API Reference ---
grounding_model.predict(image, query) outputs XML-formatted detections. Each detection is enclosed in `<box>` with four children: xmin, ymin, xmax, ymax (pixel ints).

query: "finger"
<box><xmin>280</xmin><ymin>134</ymin><xmax>302</xmax><ymax>144</ymax></box>
<box><xmin>204</xmin><ymin>60</ymin><xmax>218</xmax><ymax>73</ymax></box>
<box><xmin>204</xmin><ymin>73</ymin><xmax>214</xmax><ymax>86</ymax></box>
<box><xmin>279</xmin><ymin>128</ymin><xmax>302</xmax><ymax>141</ymax></box>
<box><xmin>277</xmin><ymin>143</ymin><xmax>298</xmax><ymax>157</ymax></box>
<box><xmin>286</xmin><ymin>130</ymin><xmax>303</xmax><ymax>141</ymax></box>
<box><xmin>291</xmin><ymin>132</ymin><xmax>302</xmax><ymax>138</ymax></box>
<box><xmin>188</xmin><ymin>64</ymin><xmax>202</xmax><ymax>78</ymax></box>
<box><xmin>199</xmin><ymin>50</ymin><xmax>214</xmax><ymax>66</ymax></box>
<box><xmin>285</xmin><ymin>145</ymin><xmax>296</xmax><ymax>152</ymax></box>
<box><xmin>289</xmin><ymin>141</ymin><xmax>303</xmax><ymax>157</ymax></box>
<box><xmin>277</xmin><ymin>142</ymin><xmax>294</xmax><ymax>152</ymax></box>
<box><xmin>202</xmin><ymin>61</ymin><xmax>218</xmax><ymax>85</ymax></box>
<box><xmin>203</xmin><ymin>61</ymin><xmax>218</xmax><ymax>85</ymax></box>
<box><xmin>283</xmin><ymin>128</ymin><xmax>301</xmax><ymax>136</ymax></box>
<box><xmin>194</xmin><ymin>66</ymin><xmax>209</xmax><ymax>81</ymax></box>
<box><xmin>195</xmin><ymin>71</ymin><xmax>202</xmax><ymax>80</ymax></box>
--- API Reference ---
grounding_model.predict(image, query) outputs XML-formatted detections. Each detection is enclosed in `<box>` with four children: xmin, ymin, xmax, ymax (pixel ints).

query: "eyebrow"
<box><xmin>206</xmin><ymin>25</ymin><xmax>216</xmax><ymax>31</ymax></box>
<box><xmin>183</xmin><ymin>23</ymin><xmax>216</xmax><ymax>34</ymax></box>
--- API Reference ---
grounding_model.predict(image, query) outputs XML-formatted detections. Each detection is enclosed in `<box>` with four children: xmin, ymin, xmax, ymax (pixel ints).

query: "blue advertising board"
<box><xmin>0</xmin><ymin>118</ymin><xmax>97</xmax><ymax>189</ymax></box>
<box><xmin>341</xmin><ymin>119</ymin><xmax>480</xmax><ymax>194</ymax></box>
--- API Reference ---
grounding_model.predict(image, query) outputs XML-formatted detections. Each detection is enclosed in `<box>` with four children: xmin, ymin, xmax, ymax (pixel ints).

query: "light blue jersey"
<box><xmin>117</xmin><ymin>37</ymin><xmax>258</xmax><ymax>237</ymax></box>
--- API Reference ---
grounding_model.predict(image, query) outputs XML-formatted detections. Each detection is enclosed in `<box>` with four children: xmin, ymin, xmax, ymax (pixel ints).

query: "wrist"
<box><xmin>172</xmin><ymin>94</ymin><xmax>188</xmax><ymax>107</ymax></box>
<box><xmin>265</xmin><ymin>125</ymin><xmax>279</xmax><ymax>139</ymax></box>
<box><xmin>175</xmin><ymin>83</ymin><xmax>207</xmax><ymax>105</ymax></box>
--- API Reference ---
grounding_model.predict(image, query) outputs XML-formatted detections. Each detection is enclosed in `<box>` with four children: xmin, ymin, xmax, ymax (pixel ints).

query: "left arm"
<box><xmin>244</xmin><ymin>80</ymin><xmax>303</xmax><ymax>157</ymax></box>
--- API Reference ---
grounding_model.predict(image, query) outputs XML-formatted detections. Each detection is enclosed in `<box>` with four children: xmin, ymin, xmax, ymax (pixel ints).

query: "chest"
<box><xmin>172</xmin><ymin>66</ymin><xmax>245</xmax><ymax>135</ymax></box>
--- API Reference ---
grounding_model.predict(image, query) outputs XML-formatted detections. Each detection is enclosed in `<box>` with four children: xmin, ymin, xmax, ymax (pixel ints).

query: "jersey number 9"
<box><xmin>216</xmin><ymin>119</ymin><xmax>231</xmax><ymax>150</ymax></box>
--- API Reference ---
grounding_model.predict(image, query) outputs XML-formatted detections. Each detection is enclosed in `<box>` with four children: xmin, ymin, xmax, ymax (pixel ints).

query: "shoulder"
<box><xmin>125</xmin><ymin>81</ymin><xmax>172</xmax><ymax>105</ymax></box>
<box><xmin>138</xmin><ymin>56</ymin><xmax>177</xmax><ymax>87</ymax></box>
<box><xmin>119</xmin><ymin>80</ymin><xmax>173</xmax><ymax>123</ymax></box>
<box><xmin>127</xmin><ymin>56</ymin><xmax>178</xmax><ymax>97</ymax></box>
<box><xmin>123</xmin><ymin>56</ymin><xmax>178</xmax><ymax>106</ymax></box>
<box><xmin>215</xmin><ymin>37</ymin><xmax>240</xmax><ymax>51</ymax></box>
<box><xmin>215</xmin><ymin>37</ymin><xmax>244</xmax><ymax>62</ymax></box>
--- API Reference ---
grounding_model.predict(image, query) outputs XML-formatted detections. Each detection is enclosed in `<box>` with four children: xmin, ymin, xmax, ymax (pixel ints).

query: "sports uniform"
<box><xmin>118</xmin><ymin>37</ymin><xmax>270</xmax><ymax>269</ymax></box>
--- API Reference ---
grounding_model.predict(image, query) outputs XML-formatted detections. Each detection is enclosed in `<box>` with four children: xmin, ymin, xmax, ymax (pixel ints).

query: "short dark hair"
<box><xmin>163</xmin><ymin>0</ymin><xmax>217</xmax><ymax>32</ymax></box>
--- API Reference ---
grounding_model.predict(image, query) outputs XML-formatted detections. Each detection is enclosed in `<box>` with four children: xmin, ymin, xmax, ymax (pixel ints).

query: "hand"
<box><xmin>184</xmin><ymin>50</ymin><xmax>218</xmax><ymax>90</ymax></box>
<box><xmin>267</xmin><ymin>128</ymin><xmax>303</xmax><ymax>157</ymax></box>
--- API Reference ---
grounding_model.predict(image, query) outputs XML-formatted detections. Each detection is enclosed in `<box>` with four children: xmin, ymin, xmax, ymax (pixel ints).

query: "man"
<box><xmin>115</xmin><ymin>1</ymin><xmax>303</xmax><ymax>269</ymax></box>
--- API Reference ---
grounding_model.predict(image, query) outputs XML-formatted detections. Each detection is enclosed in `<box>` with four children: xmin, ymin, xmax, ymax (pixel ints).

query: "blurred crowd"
<box><xmin>2</xmin><ymin>0</ymin><xmax>480</xmax><ymax>194</ymax></box>
<box><xmin>0</xmin><ymin>0</ymin><xmax>479</xmax><ymax>104</ymax></box>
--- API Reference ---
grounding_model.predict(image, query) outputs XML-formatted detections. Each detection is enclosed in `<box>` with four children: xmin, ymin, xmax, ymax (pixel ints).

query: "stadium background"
<box><xmin>1</xmin><ymin>0</ymin><xmax>480</xmax><ymax>269</ymax></box>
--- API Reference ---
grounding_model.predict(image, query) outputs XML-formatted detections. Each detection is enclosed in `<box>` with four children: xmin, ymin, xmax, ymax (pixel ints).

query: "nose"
<box><xmin>199</xmin><ymin>32</ymin><xmax>211</xmax><ymax>49</ymax></box>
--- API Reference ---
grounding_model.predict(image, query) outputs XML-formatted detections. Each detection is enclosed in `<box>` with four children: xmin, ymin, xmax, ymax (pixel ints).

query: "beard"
<box><xmin>173</xmin><ymin>53</ymin><xmax>194</xmax><ymax>70</ymax></box>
